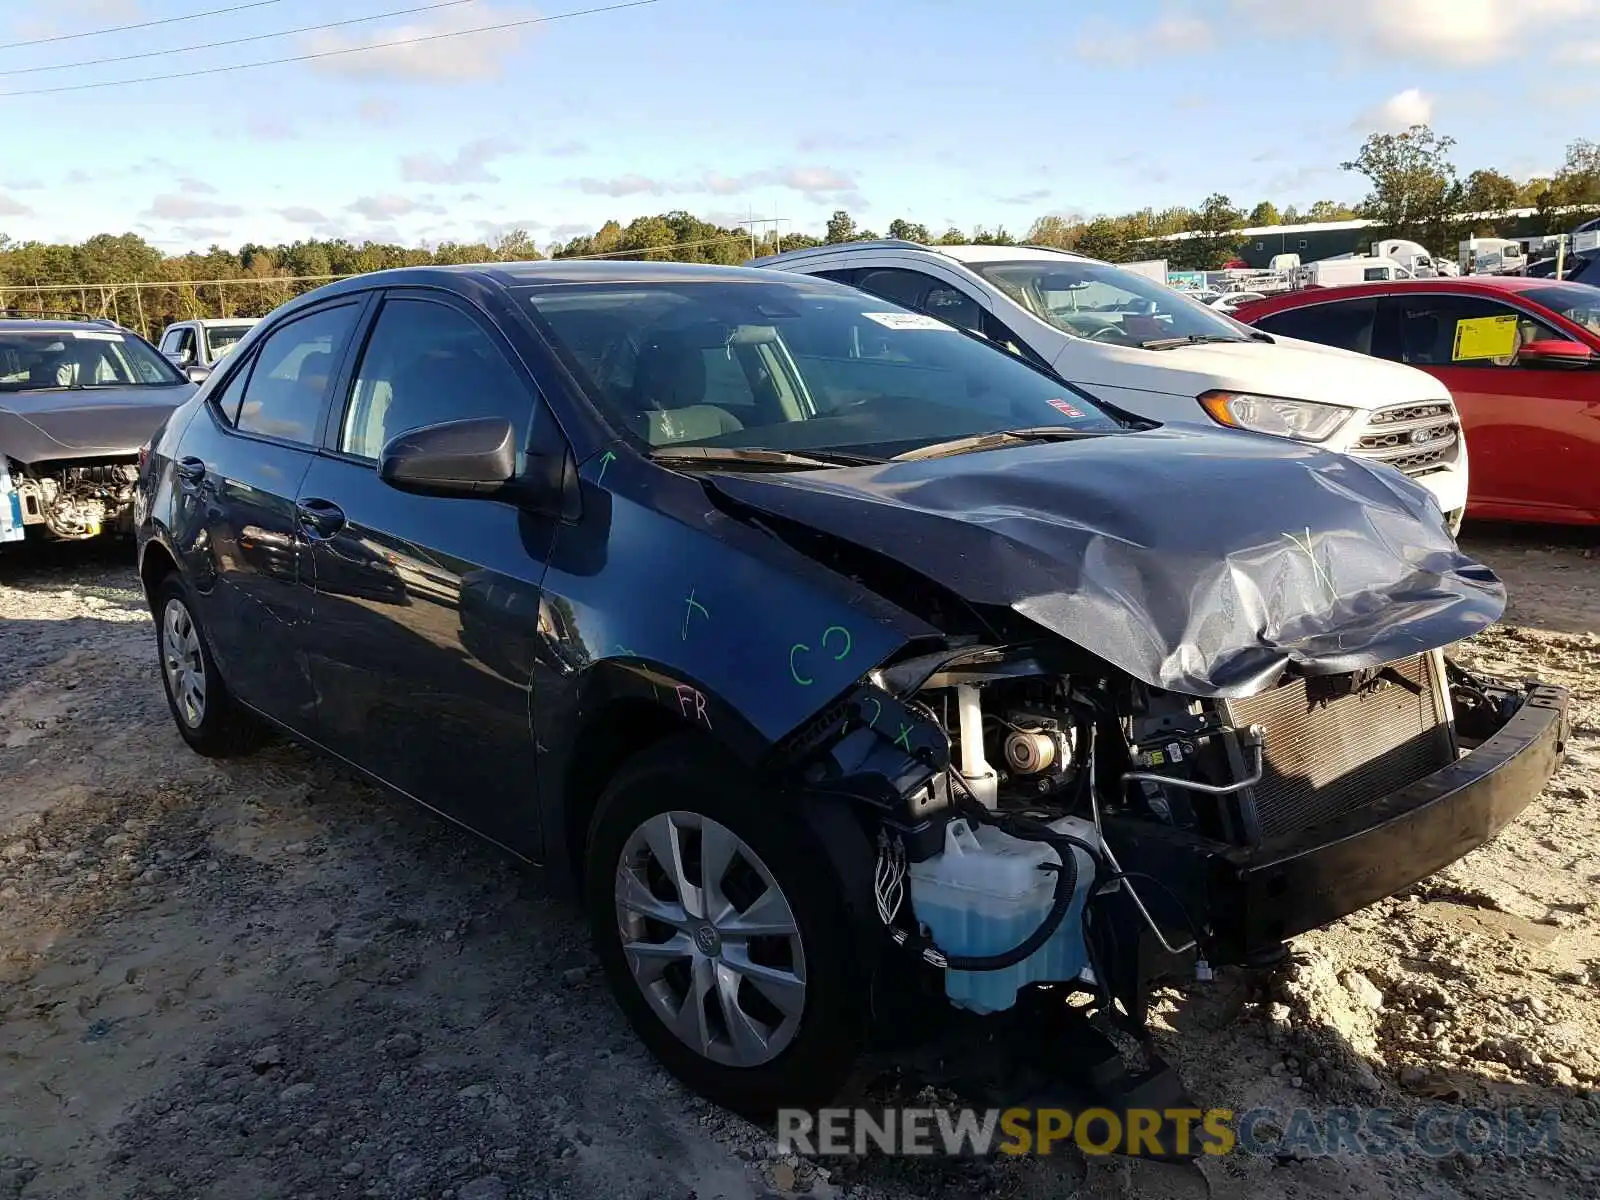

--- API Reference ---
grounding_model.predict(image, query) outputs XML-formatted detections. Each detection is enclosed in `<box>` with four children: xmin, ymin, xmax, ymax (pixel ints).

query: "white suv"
<box><xmin>750</xmin><ymin>241</ymin><xmax>1469</xmax><ymax>529</ymax></box>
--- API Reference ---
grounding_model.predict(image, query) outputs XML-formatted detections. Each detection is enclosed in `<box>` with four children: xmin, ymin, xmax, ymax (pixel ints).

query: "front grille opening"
<box><xmin>1221</xmin><ymin>655</ymin><xmax>1453</xmax><ymax>842</ymax></box>
<box><xmin>1352</xmin><ymin>404</ymin><xmax>1461</xmax><ymax>477</ymax></box>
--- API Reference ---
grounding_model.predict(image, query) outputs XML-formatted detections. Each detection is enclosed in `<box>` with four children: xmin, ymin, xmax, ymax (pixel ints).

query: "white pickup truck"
<box><xmin>156</xmin><ymin>318</ymin><xmax>260</xmax><ymax>382</ymax></box>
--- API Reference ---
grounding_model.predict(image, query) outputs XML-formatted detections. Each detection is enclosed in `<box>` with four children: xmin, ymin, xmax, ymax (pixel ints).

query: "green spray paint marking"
<box><xmin>789</xmin><ymin>643</ymin><xmax>813</xmax><ymax>686</ymax></box>
<box><xmin>1281</xmin><ymin>526</ymin><xmax>1339</xmax><ymax>602</ymax></box>
<box><xmin>894</xmin><ymin>723</ymin><xmax>914</xmax><ymax>752</ymax></box>
<box><xmin>596</xmin><ymin>450</ymin><xmax>617</xmax><ymax>484</ymax></box>
<box><xmin>681</xmin><ymin>589</ymin><xmax>710</xmax><ymax>640</ymax></box>
<box><xmin>822</xmin><ymin>625</ymin><xmax>851</xmax><ymax>660</ymax></box>
<box><xmin>864</xmin><ymin>697</ymin><xmax>882</xmax><ymax>729</ymax></box>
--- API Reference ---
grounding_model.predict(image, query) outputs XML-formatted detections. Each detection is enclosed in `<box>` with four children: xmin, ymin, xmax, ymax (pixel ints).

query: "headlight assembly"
<box><xmin>1197</xmin><ymin>390</ymin><xmax>1355</xmax><ymax>443</ymax></box>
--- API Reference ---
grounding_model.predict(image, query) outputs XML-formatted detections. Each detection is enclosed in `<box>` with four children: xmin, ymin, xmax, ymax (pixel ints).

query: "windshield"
<box><xmin>1524</xmin><ymin>284</ymin><xmax>1600</xmax><ymax>336</ymax></box>
<box><xmin>967</xmin><ymin>259</ymin><xmax>1248</xmax><ymax>347</ymax></box>
<box><xmin>522</xmin><ymin>279</ymin><xmax>1123</xmax><ymax>458</ymax></box>
<box><xmin>0</xmin><ymin>329</ymin><xmax>186</xmax><ymax>390</ymax></box>
<box><xmin>205</xmin><ymin>324</ymin><xmax>254</xmax><ymax>358</ymax></box>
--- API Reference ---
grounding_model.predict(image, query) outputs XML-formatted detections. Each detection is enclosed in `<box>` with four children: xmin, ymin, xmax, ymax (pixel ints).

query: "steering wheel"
<box><xmin>1088</xmin><ymin>325</ymin><xmax>1128</xmax><ymax>343</ymax></box>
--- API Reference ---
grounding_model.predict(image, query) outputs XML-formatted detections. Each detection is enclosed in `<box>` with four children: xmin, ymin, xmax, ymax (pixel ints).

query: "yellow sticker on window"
<box><xmin>1452</xmin><ymin>313</ymin><xmax>1519</xmax><ymax>361</ymax></box>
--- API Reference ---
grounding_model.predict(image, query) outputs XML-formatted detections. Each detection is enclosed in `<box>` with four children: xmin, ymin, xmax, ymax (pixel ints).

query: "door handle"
<box><xmin>296</xmin><ymin>497</ymin><xmax>346</xmax><ymax>538</ymax></box>
<box><xmin>175</xmin><ymin>456</ymin><xmax>206</xmax><ymax>484</ymax></box>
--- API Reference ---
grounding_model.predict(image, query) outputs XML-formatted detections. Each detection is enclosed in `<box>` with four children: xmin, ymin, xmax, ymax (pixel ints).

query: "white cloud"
<box><xmin>347</xmin><ymin>194</ymin><xmax>420</xmax><ymax>220</ymax></box>
<box><xmin>142</xmin><ymin>195</ymin><xmax>244</xmax><ymax>220</ymax></box>
<box><xmin>542</xmin><ymin>140</ymin><xmax>588</xmax><ymax>158</ymax></box>
<box><xmin>1358</xmin><ymin>87</ymin><xmax>1435</xmax><ymax>132</ymax></box>
<box><xmin>358</xmin><ymin>97</ymin><xmax>400</xmax><ymax>126</ymax></box>
<box><xmin>575</xmin><ymin>173</ymin><xmax>663</xmax><ymax>197</ymax></box>
<box><xmin>1234</xmin><ymin>0</ymin><xmax>1598</xmax><ymax>64</ymax></box>
<box><xmin>180</xmin><ymin>177</ymin><xmax>218</xmax><ymax>196</ymax></box>
<box><xmin>400</xmin><ymin>138</ymin><xmax>517</xmax><ymax>184</ymax></box>
<box><xmin>572</xmin><ymin>166</ymin><xmax>861</xmax><ymax>201</ymax></box>
<box><xmin>278</xmin><ymin>206</ymin><xmax>329</xmax><ymax>224</ymax></box>
<box><xmin>345</xmin><ymin>194</ymin><xmax>447</xmax><ymax>221</ymax></box>
<box><xmin>997</xmin><ymin>188</ymin><xmax>1051</xmax><ymax>205</ymax></box>
<box><xmin>0</xmin><ymin>194</ymin><xmax>33</xmax><ymax>217</ymax></box>
<box><xmin>1073</xmin><ymin>8</ymin><xmax>1213</xmax><ymax>64</ymax></box>
<box><xmin>302</xmin><ymin>4</ymin><xmax>537</xmax><ymax>83</ymax></box>
<box><xmin>7</xmin><ymin>0</ymin><xmax>137</xmax><ymax>41</ymax></box>
<box><xmin>172</xmin><ymin>225</ymin><xmax>230</xmax><ymax>244</ymax></box>
<box><xmin>246</xmin><ymin>116</ymin><xmax>296</xmax><ymax>141</ymax></box>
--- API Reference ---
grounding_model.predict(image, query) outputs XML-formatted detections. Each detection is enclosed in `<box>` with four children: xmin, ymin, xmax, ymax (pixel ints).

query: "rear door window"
<box><xmin>1255</xmin><ymin>299</ymin><xmax>1378</xmax><ymax>355</ymax></box>
<box><xmin>235</xmin><ymin>304</ymin><xmax>361</xmax><ymax>444</ymax></box>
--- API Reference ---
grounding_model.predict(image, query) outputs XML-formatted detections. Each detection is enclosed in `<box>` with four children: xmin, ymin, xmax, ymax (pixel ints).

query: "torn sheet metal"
<box><xmin>708</xmin><ymin>424</ymin><xmax>1504</xmax><ymax>698</ymax></box>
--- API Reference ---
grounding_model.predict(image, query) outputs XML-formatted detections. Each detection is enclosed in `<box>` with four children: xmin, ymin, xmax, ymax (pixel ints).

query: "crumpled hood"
<box><xmin>0</xmin><ymin>385</ymin><xmax>190</xmax><ymax>462</ymax></box>
<box><xmin>708</xmin><ymin>425</ymin><xmax>1504</xmax><ymax>698</ymax></box>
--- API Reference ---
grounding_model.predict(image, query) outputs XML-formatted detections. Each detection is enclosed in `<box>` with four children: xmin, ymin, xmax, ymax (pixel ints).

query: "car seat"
<box><xmin>624</xmin><ymin>333</ymin><xmax>744</xmax><ymax>445</ymax></box>
<box><xmin>1401</xmin><ymin>314</ymin><xmax>1441</xmax><ymax>364</ymax></box>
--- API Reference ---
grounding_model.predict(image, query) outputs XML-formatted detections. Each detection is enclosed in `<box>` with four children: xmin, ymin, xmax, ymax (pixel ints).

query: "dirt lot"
<box><xmin>2</xmin><ymin>528</ymin><xmax>1598</xmax><ymax>1200</ymax></box>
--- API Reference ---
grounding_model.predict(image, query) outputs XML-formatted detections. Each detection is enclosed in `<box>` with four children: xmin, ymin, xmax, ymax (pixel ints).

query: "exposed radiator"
<box><xmin>1221</xmin><ymin>655</ymin><xmax>1454</xmax><ymax>842</ymax></box>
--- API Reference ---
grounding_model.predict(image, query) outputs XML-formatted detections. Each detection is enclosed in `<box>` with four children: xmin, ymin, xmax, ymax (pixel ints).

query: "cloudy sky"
<box><xmin>2</xmin><ymin>0</ymin><xmax>1596</xmax><ymax>251</ymax></box>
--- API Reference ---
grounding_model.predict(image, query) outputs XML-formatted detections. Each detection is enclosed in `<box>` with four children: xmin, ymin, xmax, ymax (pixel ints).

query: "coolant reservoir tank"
<box><xmin>907</xmin><ymin>816</ymin><xmax>1099</xmax><ymax>1015</ymax></box>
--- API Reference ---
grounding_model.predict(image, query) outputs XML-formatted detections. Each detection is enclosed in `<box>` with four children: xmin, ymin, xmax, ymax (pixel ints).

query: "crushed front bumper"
<box><xmin>1106</xmin><ymin>683</ymin><xmax>1570</xmax><ymax>965</ymax></box>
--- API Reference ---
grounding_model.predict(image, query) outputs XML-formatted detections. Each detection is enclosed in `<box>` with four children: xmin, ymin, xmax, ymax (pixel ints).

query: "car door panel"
<box><xmin>1378</xmin><ymin>294</ymin><xmax>1600</xmax><ymax>522</ymax></box>
<box><xmin>167</xmin><ymin>299</ymin><xmax>367</xmax><ymax>728</ymax></box>
<box><xmin>298</xmin><ymin>291</ymin><xmax>559</xmax><ymax>854</ymax></box>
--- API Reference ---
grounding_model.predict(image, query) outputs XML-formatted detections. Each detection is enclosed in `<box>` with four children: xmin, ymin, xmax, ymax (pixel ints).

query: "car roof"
<box><xmin>0</xmin><ymin>318</ymin><xmax>126</xmax><ymax>333</ymax></box>
<box><xmin>1232</xmin><ymin>275</ymin><xmax>1572</xmax><ymax>319</ymax></box>
<box><xmin>299</xmin><ymin>259</ymin><xmax>847</xmax><ymax>304</ymax></box>
<box><xmin>748</xmin><ymin>240</ymin><xmax>1093</xmax><ymax>269</ymax></box>
<box><xmin>176</xmin><ymin>317</ymin><xmax>262</xmax><ymax>327</ymax></box>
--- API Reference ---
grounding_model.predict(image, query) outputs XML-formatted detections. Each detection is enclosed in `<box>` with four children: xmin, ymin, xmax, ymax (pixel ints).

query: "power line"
<box><xmin>0</xmin><ymin>0</ymin><xmax>659</xmax><ymax>97</ymax></box>
<box><xmin>0</xmin><ymin>0</ymin><xmax>490</xmax><ymax>78</ymax></box>
<box><xmin>0</xmin><ymin>0</ymin><xmax>289</xmax><ymax>52</ymax></box>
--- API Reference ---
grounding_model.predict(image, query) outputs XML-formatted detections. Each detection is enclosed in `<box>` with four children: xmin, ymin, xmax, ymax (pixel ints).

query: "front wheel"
<box><xmin>152</xmin><ymin>574</ymin><xmax>268</xmax><ymax>758</ymax></box>
<box><xmin>584</xmin><ymin>737</ymin><xmax>868</xmax><ymax>1116</ymax></box>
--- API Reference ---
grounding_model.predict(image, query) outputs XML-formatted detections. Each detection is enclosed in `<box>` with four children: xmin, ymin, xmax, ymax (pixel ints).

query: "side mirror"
<box><xmin>379</xmin><ymin>417</ymin><xmax>519</xmax><ymax>498</ymax></box>
<box><xmin>1518</xmin><ymin>339</ymin><xmax>1596</xmax><ymax>368</ymax></box>
<box><xmin>186</xmin><ymin>364</ymin><xmax>212</xmax><ymax>384</ymax></box>
<box><xmin>165</xmin><ymin>348</ymin><xmax>194</xmax><ymax>367</ymax></box>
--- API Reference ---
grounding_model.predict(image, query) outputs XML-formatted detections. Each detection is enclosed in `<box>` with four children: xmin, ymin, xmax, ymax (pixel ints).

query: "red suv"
<box><xmin>1234</xmin><ymin>278</ymin><xmax>1600</xmax><ymax>526</ymax></box>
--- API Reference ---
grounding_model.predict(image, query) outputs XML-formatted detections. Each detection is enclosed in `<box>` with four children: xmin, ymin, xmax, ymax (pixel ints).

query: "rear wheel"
<box><xmin>584</xmin><ymin>737</ymin><xmax>867</xmax><ymax>1116</ymax></box>
<box><xmin>152</xmin><ymin>574</ymin><xmax>268</xmax><ymax>757</ymax></box>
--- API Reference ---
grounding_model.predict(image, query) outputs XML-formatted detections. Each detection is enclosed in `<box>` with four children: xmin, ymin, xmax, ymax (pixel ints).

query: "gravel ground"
<box><xmin>1</xmin><ymin>528</ymin><xmax>1597</xmax><ymax>1200</ymax></box>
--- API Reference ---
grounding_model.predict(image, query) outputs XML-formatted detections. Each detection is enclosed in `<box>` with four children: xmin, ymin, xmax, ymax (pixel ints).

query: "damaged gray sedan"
<box><xmin>0</xmin><ymin>316</ymin><xmax>194</xmax><ymax>545</ymax></box>
<box><xmin>132</xmin><ymin>263</ymin><xmax>1569</xmax><ymax>1123</ymax></box>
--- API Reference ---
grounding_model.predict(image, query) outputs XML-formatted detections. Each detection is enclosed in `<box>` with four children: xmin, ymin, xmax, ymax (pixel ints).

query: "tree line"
<box><xmin>2</xmin><ymin>127</ymin><xmax>1596</xmax><ymax>339</ymax></box>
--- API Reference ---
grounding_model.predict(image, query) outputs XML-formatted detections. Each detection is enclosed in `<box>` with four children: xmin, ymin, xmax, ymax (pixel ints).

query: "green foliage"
<box><xmin>1549</xmin><ymin>139</ymin><xmax>1600</xmax><ymax>219</ymax></box>
<box><xmin>824</xmin><ymin>210</ymin><xmax>856</xmax><ymax>244</ymax></box>
<box><xmin>1306</xmin><ymin>200</ymin><xmax>1357</xmax><ymax>222</ymax></box>
<box><xmin>1073</xmin><ymin>218</ymin><xmax>1131</xmax><ymax>262</ymax></box>
<box><xmin>1341</xmin><ymin>125</ymin><xmax>1462</xmax><ymax>243</ymax></box>
<box><xmin>886</xmin><ymin>218</ymin><xmax>931</xmax><ymax>243</ymax></box>
<box><xmin>1248</xmin><ymin>201</ymin><xmax>1280</xmax><ymax>226</ymax></box>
